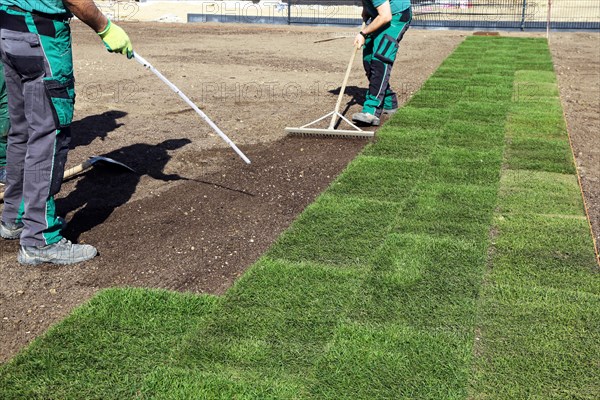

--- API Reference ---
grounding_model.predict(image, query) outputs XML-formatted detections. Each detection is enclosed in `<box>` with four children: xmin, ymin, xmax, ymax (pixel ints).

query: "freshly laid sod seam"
<box><xmin>1</xmin><ymin>36</ymin><xmax>597</xmax><ymax>399</ymax></box>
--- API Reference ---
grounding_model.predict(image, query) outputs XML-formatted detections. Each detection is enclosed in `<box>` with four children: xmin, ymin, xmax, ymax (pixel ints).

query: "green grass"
<box><xmin>450</xmin><ymin>100</ymin><xmax>510</xmax><ymax>124</ymax></box>
<box><xmin>395</xmin><ymin>183</ymin><xmax>498</xmax><ymax>240</ymax></box>
<box><xmin>432</xmin><ymin>65</ymin><xmax>474</xmax><ymax>79</ymax></box>
<box><xmin>514</xmin><ymin>69</ymin><xmax>557</xmax><ymax>83</ymax></box>
<box><xmin>490</xmin><ymin>214</ymin><xmax>598</xmax><ymax>294</ymax></box>
<box><xmin>505</xmin><ymin>137</ymin><xmax>576</xmax><ymax>174</ymax></box>
<box><xmin>0</xmin><ymin>288</ymin><xmax>220</xmax><ymax>399</ymax></box>
<box><xmin>362</xmin><ymin>126</ymin><xmax>443</xmax><ymax>160</ymax></box>
<box><xmin>179</xmin><ymin>259</ymin><xmax>367</xmax><ymax>375</ymax></box>
<box><xmin>498</xmin><ymin>170</ymin><xmax>584</xmax><ymax>216</ymax></box>
<box><xmin>386</xmin><ymin>106</ymin><xmax>451</xmax><ymax>128</ymax></box>
<box><xmin>441</xmin><ymin>120</ymin><xmax>504</xmax><ymax>151</ymax></box>
<box><xmin>327</xmin><ymin>155</ymin><xmax>425</xmax><ymax>202</ymax></box>
<box><xmin>356</xmin><ymin>233</ymin><xmax>488</xmax><ymax>332</ymax></box>
<box><xmin>310</xmin><ymin>321</ymin><xmax>472</xmax><ymax>400</ymax></box>
<box><xmin>1</xmin><ymin>36</ymin><xmax>597</xmax><ymax>399</ymax></box>
<box><xmin>425</xmin><ymin>146</ymin><xmax>503</xmax><ymax>186</ymax></box>
<box><xmin>507</xmin><ymin>110</ymin><xmax>567</xmax><ymax>139</ymax></box>
<box><xmin>472</xmin><ymin>284</ymin><xmax>600</xmax><ymax>400</ymax></box>
<box><xmin>468</xmin><ymin>36</ymin><xmax>599</xmax><ymax>400</ymax></box>
<box><xmin>266</xmin><ymin>193</ymin><xmax>402</xmax><ymax>266</ymax></box>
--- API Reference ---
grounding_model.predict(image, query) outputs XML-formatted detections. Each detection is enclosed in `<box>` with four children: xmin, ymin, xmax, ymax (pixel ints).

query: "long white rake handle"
<box><xmin>133</xmin><ymin>52</ymin><xmax>251</xmax><ymax>164</ymax></box>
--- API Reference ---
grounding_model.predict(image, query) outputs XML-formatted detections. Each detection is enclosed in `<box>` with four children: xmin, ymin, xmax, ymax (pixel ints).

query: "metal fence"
<box><xmin>411</xmin><ymin>0</ymin><xmax>598</xmax><ymax>30</ymax></box>
<box><xmin>188</xmin><ymin>0</ymin><xmax>600</xmax><ymax>30</ymax></box>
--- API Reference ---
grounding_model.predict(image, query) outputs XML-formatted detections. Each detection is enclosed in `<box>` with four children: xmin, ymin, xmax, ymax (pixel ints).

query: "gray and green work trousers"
<box><xmin>0</xmin><ymin>6</ymin><xmax>73</xmax><ymax>246</ymax></box>
<box><xmin>0</xmin><ymin>61</ymin><xmax>9</xmax><ymax>167</ymax></box>
<box><xmin>362</xmin><ymin>7</ymin><xmax>412</xmax><ymax>117</ymax></box>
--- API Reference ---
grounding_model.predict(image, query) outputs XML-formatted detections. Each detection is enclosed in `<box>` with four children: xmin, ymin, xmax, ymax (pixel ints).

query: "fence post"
<box><xmin>287</xmin><ymin>0</ymin><xmax>291</xmax><ymax>25</ymax></box>
<box><xmin>546</xmin><ymin>0</ymin><xmax>552</xmax><ymax>39</ymax></box>
<box><xmin>520</xmin><ymin>0</ymin><xmax>528</xmax><ymax>31</ymax></box>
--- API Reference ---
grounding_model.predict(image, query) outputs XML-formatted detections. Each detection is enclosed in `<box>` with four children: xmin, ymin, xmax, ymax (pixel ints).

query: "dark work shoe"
<box><xmin>382</xmin><ymin>108</ymin><xmax>398</xmax><ymax>115</ymax></box>
<box><xmin>352</xmin><ymin>112</ymin><xmax>381</xmax><ymax>126</ymax></box>
<box><xmin>1</xmin><ymin>221</ymin><xmax>24</xmax><ymax>240</ymax></box>
<box><xmin>0</xmin><ymin>217</ymin><xmax>67</xmax><ymax>240</ymax></box>
<box><xmin>0</xmin><ymin>166</ymin><xmax>6</xmax><ymax>185</ymax></box>
<box><xmin>18</xmin><ymin>238</ymin><xmax>97</xmax><ymax>265</ymax></box>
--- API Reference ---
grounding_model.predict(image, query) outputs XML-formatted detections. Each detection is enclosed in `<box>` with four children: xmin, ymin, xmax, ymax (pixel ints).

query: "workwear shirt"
<box><xmin>362</xmin><ymin>0</ymin><xmax>411</xmax><ymax>18</ymax></box>
<box><xmin>0</xmin><ymin>0</ymin><xmax>69</xmax><ymax>15</ymax></box>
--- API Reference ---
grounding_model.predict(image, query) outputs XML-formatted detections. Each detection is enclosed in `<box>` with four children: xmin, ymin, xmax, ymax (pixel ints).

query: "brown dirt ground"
<box><xmin>0</xmin><ymin>24</ymin><xmax>598</xmax><ymax>363</ymax></box>
<box><xmin>548</xmin><ymin>32</ymin><xmax>600</xmax><ymax>263</ymax></box>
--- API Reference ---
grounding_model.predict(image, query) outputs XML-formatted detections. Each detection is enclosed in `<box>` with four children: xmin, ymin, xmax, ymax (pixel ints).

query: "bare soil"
<box><xmin>548</xmin><ymin>32</ymin><xmax>600</xmax><ymax>263</ymax></box>
<box><xmin>0</xmin><ymin>22</ymin><xmax>466</xmax><ymax>362</ymax></box>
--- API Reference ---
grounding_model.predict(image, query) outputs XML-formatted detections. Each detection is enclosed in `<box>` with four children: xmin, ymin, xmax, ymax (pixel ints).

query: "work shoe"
<box><xmin>0</xmin><ymin>217</ymin><xmax>67</xmax><ymax>240</ymax></box>
<box><xmin>1</xmin><ymin>221</ymin><xmax>24</xmax><ymax>240</ymax></box>
<box><xmin>382</xmin><ymin>108</ymin><xmax>398</xmax><ymax>115</ymax></box>
<box><xmin>352</xmin><ymin>112</ymin><xmax>380</xmax><ymax>126</ymax></box>
<box><xmin>18</xmin><ymin>238</ymin><xmax>97</xmax><ymax>265</ymax></box>
<box><xmin>0</xmin><ymin>166</ymin><xmax>6</xmax><ymax>185</ymax></box>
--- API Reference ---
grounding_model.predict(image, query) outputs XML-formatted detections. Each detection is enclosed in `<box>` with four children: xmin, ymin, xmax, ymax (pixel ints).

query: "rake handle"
<box><xmin>329</xmin><ymin>45</ymin><xmax>360</xmax><ymax>129</ymax></box>
<box><xmin>133</xmin><ymin>52</ymin><xmax>251</xmax><ymax>164</ymax></box>
<box><xmin>63</xmin><ymin>159</ymin><xmax>94</xmax><ymax>179</ymax></box>
<box><xmin>0</xmin><ymin>160</ymin><xmax>93</xmax><ymax>201</ymax></box>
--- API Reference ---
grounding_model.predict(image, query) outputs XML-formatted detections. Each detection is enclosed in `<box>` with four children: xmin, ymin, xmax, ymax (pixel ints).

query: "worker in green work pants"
<box><xmin>0</xmin><ymin>0</ymin><xmax>133</xmax><ymax>265</ymax></box>
<box><xmin>352</xmin><ymin>0</ymin><xmax>412</xmax><ymax>126</ymax></box>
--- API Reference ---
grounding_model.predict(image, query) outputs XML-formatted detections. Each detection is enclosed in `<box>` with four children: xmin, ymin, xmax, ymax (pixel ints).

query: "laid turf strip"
<box><xmin>1</xmin><ymin>37</ymin><xmax>597</xmax><ymax>399</ymax></box>
<box><xmin>469</xmin><ymin>40</ymin><xmax>599</xmax><ymax>399</ymax></box>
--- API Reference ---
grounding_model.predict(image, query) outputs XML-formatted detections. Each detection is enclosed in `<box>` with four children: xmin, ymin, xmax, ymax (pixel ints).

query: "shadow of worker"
<box><xmin>56</xmin><ymin>138</ymin><xmax>191</xmax><ymax>242</ymax></box>
<box><xmin>69</xmin><ymin>110</ymin><xmax>127</xmax><ymax>149</ymax></box>
<box><xmin>328</xmin><ymin>85</ymin><xmax>365</xmax><ymax>128</ymax></box>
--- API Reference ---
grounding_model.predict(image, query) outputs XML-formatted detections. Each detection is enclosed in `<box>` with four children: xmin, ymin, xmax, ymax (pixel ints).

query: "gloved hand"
<box><xmin>98</xmin><ymin>20</ymin><xmax>133</xmax><ymax>59</ymax></box>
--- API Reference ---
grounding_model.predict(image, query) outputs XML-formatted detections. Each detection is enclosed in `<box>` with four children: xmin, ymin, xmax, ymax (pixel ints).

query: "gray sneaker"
<box><xmin>18</xmin><ymin>238</ymin><xmax>97</xmax><ymax>265</ymax></box>
<box><xmin>1</xmin><ymin>221</ymin><xmax>24</xmax><ymax>240</ymax></box>
<box><xmin>1</xmin><ymin>217</ymin><xmax>67</xmax><ymax>240</ymax></box>
<box><xmin>352</xmin><ymin>112</ymin><xmax>381</xmax><ymax>126</ymax></box>
<box><xmin>382</xmin><ymin>108</ymin><xmax>398</xmax><ymax>115</ymax></box>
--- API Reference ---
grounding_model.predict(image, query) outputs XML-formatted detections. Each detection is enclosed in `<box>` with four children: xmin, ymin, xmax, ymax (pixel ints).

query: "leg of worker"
<box><xmin>352</xmin><ymin>34</ymin><xmax>383</xmax><ymax>125</ymax></box>
<box><xmin>363</xmin><ymin>35</ymin><xmax>374</xmax><ymax>90</ymax></box>
<box><xmin>362</xmin><ymin>30</ymin><xmax>405</xmax><ymax>116</ymax></box>
<box><xmin>362</xmin><ymin>12</ymin><xmax>411</xmax><ymax>117</ymax></box>
<box><xmin>25</xmin><ymin>26</ymin><xmax>73</xmax><ymax>247</ymax></box>
<box><xmin>0</xmin><ymin>62</ymin><xmax>9</xmax><ymax>183</ymax></box>
<box><xmin>0</xmin><ymin>28</ymin><xmax>70</xmax><ymax>246</ymax></box>
<box><xmin>383</xmin><ymin>86</ymin><xmax>399</xmax><ymax>112</ymax></box>
<box><xmin>20</xmin><ymin>75</ymin><xmax>70</xmax><ymax>246</ymax></box>
<box><xmin>0</xmin><ymin>56</ymin><xmax>28</xmax><ymax>225</ymax></box>
<box><xmin>382</xmin><ymin>16</ymin><xmax>412</xmax><ymax>113</ymax></box>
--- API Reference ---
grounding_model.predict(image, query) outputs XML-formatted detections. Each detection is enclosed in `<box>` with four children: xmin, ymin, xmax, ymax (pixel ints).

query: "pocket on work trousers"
<box><xmin>374</xmin><ymin>34</ymin><xmax>399</xmax><ymax>64</ymax></box>
<box><xmin>43</xmin><ymin>77</ymin><xmax>75</xmax><ymax>128</ymax></box>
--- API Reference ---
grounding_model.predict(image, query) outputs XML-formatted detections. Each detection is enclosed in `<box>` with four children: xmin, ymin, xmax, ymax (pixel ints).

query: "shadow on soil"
<box><xmin>57</xmin><ymin>138</ymin><xmax>191</xmax><ymax>241</ymax></box>
<box><xmin>70</xmin><ymin>110</ymin><xmax>128</xmax><ymax>149</ymax></box>
<box><xmin>329</xmin><ymin>85</ymin><xmax>365</xmax><ymax>128</ymax></box>
<box><xmin>329</xmin><ymin>85</ymin><xmax>365</xmax><ymax>104</ymax></box>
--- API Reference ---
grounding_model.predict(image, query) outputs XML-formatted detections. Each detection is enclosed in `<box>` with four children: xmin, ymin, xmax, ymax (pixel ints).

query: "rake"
<box><xmin>285</xmin><ymin>42</ymin><xmax>374</xmax><ymax>138</ymax></box>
